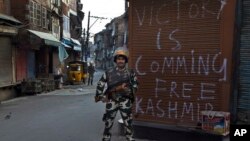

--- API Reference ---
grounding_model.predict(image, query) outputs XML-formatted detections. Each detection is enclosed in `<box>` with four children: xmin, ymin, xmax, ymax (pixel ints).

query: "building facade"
<box><xmin>0</xmin><ymin>0</ymin><xmax>84</xmax><ymax>101</ymax></box>
<box><xmin>0</xmin><ymin>0</ymin><xmax>22</xmax><ymax>100</ymax></box>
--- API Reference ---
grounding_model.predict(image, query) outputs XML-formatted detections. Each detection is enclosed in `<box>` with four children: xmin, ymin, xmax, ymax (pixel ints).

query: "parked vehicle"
<box><xmin>66</xmin><ymin>61</ymin><xmax>88</xmax><ymax>85</ymax></box>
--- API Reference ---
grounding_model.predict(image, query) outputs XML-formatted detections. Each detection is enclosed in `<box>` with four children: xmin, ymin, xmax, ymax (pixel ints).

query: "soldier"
<box><xmin>87</xmin><ymin>62</ymin><xmax>95</xmax><ymax>85</ymax></box>
<box><xmin>95</xmin><ymin>46</ymin><xmax>138</xmax><ymax>141</ymax></box>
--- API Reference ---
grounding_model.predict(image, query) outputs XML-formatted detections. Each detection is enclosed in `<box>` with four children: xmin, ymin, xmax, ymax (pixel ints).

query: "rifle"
<box><xmin>95</xmin><ymin>79</ymin><xmax>134</xmax><ymax>102</ymax></box>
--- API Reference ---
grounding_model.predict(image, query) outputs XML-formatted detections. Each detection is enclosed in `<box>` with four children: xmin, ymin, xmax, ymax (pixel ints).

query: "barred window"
<box><xmin>33</xmin><ymin>2</ymin><xmax>37</xmax><ymax>25</ymax></box>
<box><xmin>29</xmin><ymin>1</ymin><xmax>34</xmax><ymax>25</ymax></box>
<box><xmin>37</xmin><ymin>4</ymin><xmax>41</xmax><ymax>26</ymax></box>
<box><xmin>42</xmin><ymin>7</ymin><xmax>47</xmax><ymax>28</ymax></box>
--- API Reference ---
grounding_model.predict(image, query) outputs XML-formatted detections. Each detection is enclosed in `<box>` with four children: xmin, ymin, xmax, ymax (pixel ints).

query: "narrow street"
<box><xmin>0</xmin><ymin>69</ymin><xmax>153</xmax><ymax>141</ymax></box>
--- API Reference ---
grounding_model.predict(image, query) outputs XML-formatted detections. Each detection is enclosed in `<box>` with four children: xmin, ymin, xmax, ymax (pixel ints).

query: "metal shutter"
<box><xmin>237</xmin><ymin>0</ymin><xmax>250</xmax><ymax>122</ymax></box>
<box><xmin>129</xmin><ymin>0</ymin><xmax>236</xmax><ymax>127</ymax></box>
<box><xmin>0</xmin><ymin>36</ymin><xmax>13</xmax><ymax>87</ymax></box>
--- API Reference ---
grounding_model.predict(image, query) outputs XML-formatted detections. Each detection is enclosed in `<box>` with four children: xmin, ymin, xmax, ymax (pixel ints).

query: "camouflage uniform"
<box><xmin>96</xmin><ymin>67</ymin><xmax>138</xmax><ymax>141</ymax></box>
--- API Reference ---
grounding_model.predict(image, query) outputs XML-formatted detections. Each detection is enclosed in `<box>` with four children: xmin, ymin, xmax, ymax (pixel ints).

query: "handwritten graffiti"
<box><xmin>134</xmin><ymin>0</ymin><xmax>227</xmax><ymax>26</ymax></box>
<box><xmin>135</xmin><ymin>50</ymin><xmax>227</xmax><ymax>81</ymax></box>
<box><xmin>154</xmin><ymin>79</ymin><xmax>216</xmax><ymax>100</ymax></box>
<box><xmin>133</xmin><ymin>0</ymin><xmax>228</xmax><ymax>122</ymax></box>
<box><xmin>135</xmin><ymin>51</ymin><xmax>226</xmax><ymax>121</ymax></box>
<box><xmin>135</xmin><ymin>97</ymin><xmax>214</xmax><ymax>121</ymax></box>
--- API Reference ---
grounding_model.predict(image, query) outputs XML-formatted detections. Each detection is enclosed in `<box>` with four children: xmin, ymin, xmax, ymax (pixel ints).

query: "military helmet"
<box><xmin>113</xmin><ymin>47</ymin><xmax>129</xmax><ymax>63</ymax></box>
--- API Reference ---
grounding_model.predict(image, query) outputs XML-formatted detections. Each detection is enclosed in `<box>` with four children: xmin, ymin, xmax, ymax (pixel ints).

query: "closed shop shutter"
<box><xmin>27</xmin><ymin>51</ymin><xmax>35</xmax><ymax>79</ymax></box>
<box><xmin>16</xmin><ymin>48</ymin><xmax>27</xmax><ymax>82</ymax></box>
<box><xmin>53</xmin><ymin>48</ymin><xmax>60</xmax><ymax>70</ymax></box>
<box><xmin>0</xmin><ymin>37</ymin><xmax>13</xmax><ymax>87</ymax></box>
<box><xmin>237</xmin><ymin>0</ymin><xmax>250</xmax><ymax>120</ymax></box>
<box><xmin>129</xmin><ymin>0</ymin><xmax>236</xmax><ymax>127</ymax></box>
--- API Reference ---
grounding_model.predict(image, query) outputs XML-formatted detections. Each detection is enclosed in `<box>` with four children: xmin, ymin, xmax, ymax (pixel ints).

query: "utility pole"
<box><xmin>85</xmin><ymin>11</ymin><xmax>90</xmax><ymax>62</ymax></box>
<box><xmin>81</xmin><ymin>28</ymin><xmax>85</xmax><ymax>61</ymax></box>
<box><xmin>84</xmin><ymin>11</ymin><xmax>108</xmax><ymax>62</ymax></box>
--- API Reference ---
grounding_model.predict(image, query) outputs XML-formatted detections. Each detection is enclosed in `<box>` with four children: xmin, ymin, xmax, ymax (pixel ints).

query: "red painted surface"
<box><xmin>16</xmin><ymin>47</ymin><xmax>27</xmax><ymax>82</ymax></box>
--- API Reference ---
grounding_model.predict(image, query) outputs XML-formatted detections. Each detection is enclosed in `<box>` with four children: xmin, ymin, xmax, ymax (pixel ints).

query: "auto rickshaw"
<box><xmin>67</xmin><ymin>61</ymin><xmax>88</xmax><ymax>85</ymax></box>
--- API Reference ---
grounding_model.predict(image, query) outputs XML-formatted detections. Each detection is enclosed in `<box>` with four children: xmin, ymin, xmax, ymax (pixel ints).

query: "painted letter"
<box><xmin>156</xmin><ymin>4</ymin><xmax>169</xmax><ymax>24</ymax></box>
<box><xmin>151</xmin><ymin>61</ymin><xmax>160</xmax><ymax>73</ymax></box>
<box><xmin>217</xmin><ymin>0</ymin><xmax>227</xmax><ymax>20</ymax></box>
<box><xmin>182</xmin><ymin>82</ymin><xmax>193</xmax><ymax>98</ymax></box>
<box><xmin>181</xmin><ymin>102</ymin><xmax>194</xmax><ymax>121</ymax></box>
<box><xmin>146</xmin><ymin>99</ymin><xmax>155</xmax><ymax>116</ymax></box>
<box><xmin>155</xmin><ymin>78</ymin><xmax>166</xmax><ymax>98</ymax></box>
<box><xmin>212</xmin><ymin>52</ymin><xmax>227</xmax><ymax>81</ymax></box>
<box><xmin>170</xmin><ymin>81</ymin><xmax>179</xmax><ymax>98</ymax></box>
<box><xmin>168</xmin><ymin>101</ymin><xmax>178</xmax><ymax>119</ymax></box>
<box><xmin>198</xmin><ymin>54</ymin><xmax>210</xmax><ymax>75</ymax></box>
<box><xmin>135</xmin><ymin>7</ymin><xmax>146</xmax><ymax>26</ymax></box>
<box><xmin>156</xmin><ymin>100</ymin><xmax>165</xmax><ymax>117</ymax></box>
<box><xmin>157</xmin><ymin>28</ymin><xmax>162</xmax><ymax>50</ymax></box>
<box><xmin>189</xmin><ymin>3</ymin><xmax>199</xmax><ymax>18</ymax></box>
<box><xmin>135</xmin><ymin>55</ymin><xmax>147</xmax><ymax>75</ymax></box>
<box><xmin>162</xmin><ymin>57</ymin><xmax>174</xmax><ymax>74</ymax></box>
<box><xmin>169</xmin><ymin>29</ymin><xmax>181</xmax><ymax>51</ymax></box>
<box><xmin>136</xmin><ymin>97</ymin><xmax>145</xmax><ymax>114</ymax></box>
<box><xmin>200</xmin><ymin>83</ymin><xmax>215</xmax><ymax>100</ymax></box>
<box><xmin>176</xmin><ymin>56</ymin><xmax>187</xmax><ymax>74</ymax></box>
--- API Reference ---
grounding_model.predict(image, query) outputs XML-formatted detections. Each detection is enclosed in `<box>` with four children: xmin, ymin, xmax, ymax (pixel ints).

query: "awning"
<box><xmin>0</xmin><ymin>13</ymin><xmax>22</xmax><ymax>25</ymax></box>
<box><xmin>70</xmin><ymin>38</ymin><xmax>82</xmax><ymax>51</ymax></box>
<box><xmin>70</xmin><ymin>38</ymin><xmax>81</xmax><ymax>46</ymax></box>
<box><xmin>61</xmin><ymin>42</ymin><xmax>71</xmax><ymax>48</ymax></box>
<box><xmin>62</xmin><ymin>37</ymin><xmax>72</xmax><ymax>46</ymax></box>
<box><xmin>28</xmin><ymin>29</ymin><xmax>60</xmax><ymax>47</ymax></box>
<box><xmin>58</xmin><ymin>45</ymin><xmax>69</xmax><ymax>63</ymax></box>
<box><xmin>73</xmin><ymin>46</ymin><xmax>82</xmax><ymax>51</ymax></box>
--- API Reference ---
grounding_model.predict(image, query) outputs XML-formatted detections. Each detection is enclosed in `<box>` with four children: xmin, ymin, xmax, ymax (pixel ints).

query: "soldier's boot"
<box><xmin>102</xmin><ymin>137</ymin><xmax>111</xmax><ymax>141</ymax></box>
<box><xmin>102</xmin><ymin>133</ymin><xmax>111</xmax><ymax>141</ymax></box>
<box><xmin>126</xmin><ymin>137</ymin><xmax>135</xmax><ymax>141</ymax></box>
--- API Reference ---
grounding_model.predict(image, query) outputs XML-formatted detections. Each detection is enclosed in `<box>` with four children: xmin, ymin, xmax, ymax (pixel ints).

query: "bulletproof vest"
<box><xmin>106</xmin><ymin>68</ymin><xmax>130</xmax><ymax>89</ymax></box>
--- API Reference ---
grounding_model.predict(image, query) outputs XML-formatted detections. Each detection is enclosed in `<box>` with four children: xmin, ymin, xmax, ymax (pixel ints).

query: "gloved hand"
<box><xmin>94</xmin><ymin>96</ymin><xmax>100</xmax><ymax>102</ymax></box>
<box><xmin>95</xmin><ymin>95</ymin><xmax>108</xmax><ymax>103</ymax></box>
<box><xmin>115</xmin><ymin>83</ymin><xmax>128</xmax><ymax>92</ymax></box>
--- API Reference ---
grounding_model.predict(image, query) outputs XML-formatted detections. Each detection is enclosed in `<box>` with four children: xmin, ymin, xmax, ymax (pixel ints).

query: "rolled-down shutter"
<box><xmin>0</xmin><ymin>37</ymin><xmax>13</xmax><ymax>87</ymax></box>
<box><xmin>237</xmin><ymin>0</ymin><xmax>250</xmax><ymax>121</ymax></box>
<box><xmin>129</xmin><ymin>0</ymin><xmax>236</xmax><ymax>127</ymax></box>
<box><xmin>16</xmin><ymin>48</ymin><xmax>27</xmax><ymax>82</ymax></box>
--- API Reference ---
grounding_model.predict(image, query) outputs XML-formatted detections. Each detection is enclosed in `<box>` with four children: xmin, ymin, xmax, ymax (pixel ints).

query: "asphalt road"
<box><xmin>0</xmin><ymin>69</ymin><xmax>153</xmax><ymax>141</ymax></box>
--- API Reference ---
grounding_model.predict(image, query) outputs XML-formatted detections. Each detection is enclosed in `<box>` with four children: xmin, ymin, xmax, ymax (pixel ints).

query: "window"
<box><xmin>63</xmin><ymin>15</ymin><xmax>70</xmax><ymax>32</ymax></box>
<box><xmin>29</xmin><ymin>1</ymin><xmax>44</xmax><ymax>27</ymax></box>
<box><xmin>37</xmin><ymin>4</ymin><xmax>41</xmax><ymax>26</ymax></box>
<box><xmin>63</xmin><ymin>15</ymin><xmax>70</xmax><ymax>38</ymax></box>
<box><xmin>42</xmin><ymin>7</ymin><xmax>47</xmax><ymax>28</ymax></box>
<box><xmin>29</xmin><ymin>1</ymin><xmax>34</xmax><ymax>25</ymax></box>
<box><xmin>33</xmin><ymin>2</ymin><xmax>37</xmax><ymax>25</ymax></box>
